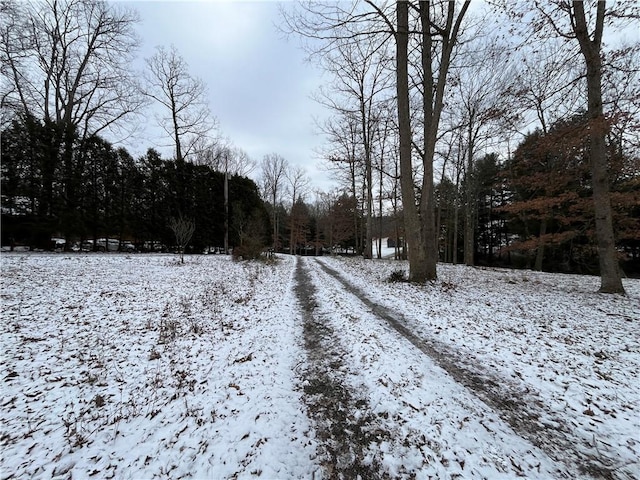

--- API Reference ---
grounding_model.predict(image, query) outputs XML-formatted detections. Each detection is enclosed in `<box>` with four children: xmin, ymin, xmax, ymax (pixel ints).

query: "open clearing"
<box><xmin>1</xmin><ymin>253</ymin><xmax>638</xmax><ymax>479</ymax></box>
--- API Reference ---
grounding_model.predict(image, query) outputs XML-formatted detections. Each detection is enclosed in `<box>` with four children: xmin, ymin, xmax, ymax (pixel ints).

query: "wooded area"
<box><xmin>1</xmin><ymin>0</ymin><xmax>638</xmax><ymax>287</ymax></box>
<box><xmin>282</xmin><ymin>0</ymin><xmax>639</xmax><ymax>290</ymax></box>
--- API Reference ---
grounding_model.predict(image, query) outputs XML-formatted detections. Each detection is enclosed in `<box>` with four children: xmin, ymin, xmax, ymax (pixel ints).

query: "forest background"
<box><xmin>1</xmin><ymin>0</ymin><xmax>638</xmax><ymax>280</ymax></box>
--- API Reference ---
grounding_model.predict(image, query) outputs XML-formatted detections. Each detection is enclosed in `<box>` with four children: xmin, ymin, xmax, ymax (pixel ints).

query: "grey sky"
<box><xmin>120</xmin><ymin>1</ymin><xmax>332</xmax><ymax>191</ymax></box>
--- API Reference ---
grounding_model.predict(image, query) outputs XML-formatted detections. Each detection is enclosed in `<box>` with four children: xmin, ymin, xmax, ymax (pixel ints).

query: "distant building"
<box><xmin>387</xmin><ymin>237</ymin><xmax>405</xmax><ymax>249</ymax></box>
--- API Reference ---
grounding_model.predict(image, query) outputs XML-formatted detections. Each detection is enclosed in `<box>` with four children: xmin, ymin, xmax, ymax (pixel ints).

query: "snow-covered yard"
<box><xmin>1</xmin><ymin>253</ymin><xmax>638</xmax><ymax>479</ymax></box>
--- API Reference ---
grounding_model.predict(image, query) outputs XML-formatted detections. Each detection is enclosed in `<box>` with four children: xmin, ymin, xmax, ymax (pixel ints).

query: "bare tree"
<box><xmin>225</xmin><ymin>147</ymin><xmax>256</xmax><ymax>177</ymax></box>
<box><xmin>372</xmin><ymin>101</ymin><xmax>398</xmax><ymax>259</ymax></box>
<box><xmin>314</xmin><ymin>36</ymin><xmax>393</xmax><ymax>258</ymax></box>
<box><xmin>286</xmin><ymin>166</ymin><xmax>311</xmax><ymax>254</ymax></box>
<box><xmin>168</xmin><ymin>215</ymin><xmax>195</xmax><ymax>264</ymax></box>
<box><xmin>349</xmin><ymin>0</ymin><xmax>469</xmax><ymax>280</ymax></box>
<box><xmin>1</xmin><ymin>0</ymin><xmax>144</xmax><ymax>231</ymax></box>
<box><xmin>571</xmin><ymin>1</ymin><xmax>626</xmax><ymax>294</ymax></box>
<box><xmin>505</xmin><ymin>40</ymin><xmax>581</xmax><ymax>137</ymax></box>
<box><xmin>502</xmin><ymin>0</ymin><xmax>638</xmax><ymax>293</ymax></box>
<box><xmin>396</xmin><ymin>1</ymin><xmax>471</xmax><ymax>282</ymax></box>
<box><xmin>318</xmin><ymin>113</ymin><xmax>365</xmax><ymax>253</ymax></box>
<box><xmin>1</xmin><ymin>0</ymin><xmax>143</xmax><ymax>135</ymax></box>
<box><xmin>443</xmin><ymin>38</ymin><xmax>514</xmax><ymax>266</ymax></box>
<box><xmin>283</xmin><ymin>1</ymin><xmax>395</xmax><ymax>258</ymax></box>
<box><xmin>261</xmin><ymin>154</ymin><xmax>289</xmax><ymax>251</ymax></box>
<box><xmin>396</xmin><ymin>0</ymin><xmax>412</xmax><ymax>265</ymax></box>
<box><xmin>143</xmin><ymin>45</ymin><xmax>214</xmax><ymax>164</ymax></box>
<box><xmin>194</xmin><ymin>142</ymin><xmax>256</xmax><ymax>177</ymax></box>
<box><xmin>495</xmin><ymin>40</ymin><xmax>583</xmax><ymax>271</ymax></box>
<box><xmin>311</xmin><ymin>189</ymin><xmax>335</xmax><ymax>255</ymax></box>
<box><xmin>284</xmin><ymin>1</ymin><xmax>470</xmax><ymax>280</ymax></box>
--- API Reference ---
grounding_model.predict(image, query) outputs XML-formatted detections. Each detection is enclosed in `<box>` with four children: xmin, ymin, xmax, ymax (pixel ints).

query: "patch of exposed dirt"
<box><xmin>295</xmin><ymin>258</ymin><xmax>391</xmax><ymax>479</ymax></box>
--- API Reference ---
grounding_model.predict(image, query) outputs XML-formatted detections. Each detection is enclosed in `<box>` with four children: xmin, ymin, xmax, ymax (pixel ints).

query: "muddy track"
<box><xmin>313</xmin><ymin>258</ymin><xmax>617</xmax><ymax>480</ymax></box>
<box><xmin>294</xmin><ymin>258</ymin><xmax>391</xmax><ymax>479</ymax></box>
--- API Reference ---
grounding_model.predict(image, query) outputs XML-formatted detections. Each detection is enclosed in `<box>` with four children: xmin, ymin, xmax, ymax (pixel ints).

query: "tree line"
<box><xmin>0</xmin><ymin>113</ymin><xmax>377</xmax><ymax>257</ymax></box>
<box><xmin>1</xmin><ymin>108</ymin><xmax>637</xmax><ymax>275</ymax></box>
<box><xmin>1</xmin><ymin>0</ymin><xmax>639</xmax><ymax>292</ymax></box>
<box><xmin>1</xmin><ymin>116</ymin><xmax>267</xmax><ymax>253</ymax></box>
<box><xmin>282</xmin><ymin>0</ymin><xmax>639</xmax><ymax>293</ymax></box>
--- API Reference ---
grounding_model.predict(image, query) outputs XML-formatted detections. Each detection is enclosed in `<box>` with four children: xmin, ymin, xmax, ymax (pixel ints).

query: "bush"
<box><xmin>387</xmin><ymin>269</ymin><xmax>407</xmax><ymax>283</ymax></box>
<box><xmin>232</xmin><ymin>241</ymin><xmax>266</xmax><ymax>261</ymax></box>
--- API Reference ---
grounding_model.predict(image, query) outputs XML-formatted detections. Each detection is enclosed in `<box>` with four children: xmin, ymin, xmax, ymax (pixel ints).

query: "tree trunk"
<box><xmin>172</xmin><ymin>95</ymin><xmax>183</xmax><ymax>164</ymax></box>
<box><xmin>396</xmin><ymin>0</ymin><xmax>428</xmax><ymax>282</ymax></box>
<box><xmin>572</xmin><ymin>1</ymin><xmax>624</xmax><ymax>294</ymax></box>
<box><xmin>453</xmin><ymin>200</ymin><xmax>459</xmax><ymax>265</ymax></box>
<box><xmin>364</xmin><ymin>174</ymin><xmax>373</xmax><ymax>259</ymax></box>
<box><xmin>588</xmin><ymin>91</ymin><xmax>623</xmax><ymax>293</ymax></box>
<box><xmin>453</xmin><ymin>166</ymin><xmax>461</xmax><ymax>264</ymax></box>
<box><xmin>272</xmin><ymin>191</ymin><xmax>278</xmax><ymax>251</ymax></box>
<box><xmin>463</xmin><ymin>197</ymin><xmax>474</xmax><ymax>265</ymax></box>
<box><xmin>224</xmin><ymin>170</ymin><xmax>229</xmax><ymax>254</ymax></box>
<box><xmin>435</xmin><ymin>160</ymin><xmax>447</xmax><ymax>263</ymax></box>
<box><xmin>378</xmin><ymin>162</ymin><xmax>383</xmax><ymax>259</ymax></box>
<box><xmin>361</xmin><ymin>97</ymin><xmax>374</xmax><ymax>259</ymax></box>
<box><xmin>290</xmin><ymin>190</ymin><xmax>295</xmax><ymax>255</ymax></box>
<box><xmin>62</xmin><ymin>123</ymin><xmax>79</xmax><ymax>251</ymax></box>
<box><xmin>418</xmin><ymin>1</ymin><xmax>438</xmax><ymax>281</ymax></box>
<box><xmin>534</xmin><ymin>218</ymin><xmax>547</xmax><ymax>271</ymax></box>
<box><xmin>464</xmin><ymin>114</ymin><xmax>475</xmax><ymax>266</ymax></box>
<box><xmin>351</xmin><ymin>162</ymin><xmax>361</xmax><ymax>256</ymax></box>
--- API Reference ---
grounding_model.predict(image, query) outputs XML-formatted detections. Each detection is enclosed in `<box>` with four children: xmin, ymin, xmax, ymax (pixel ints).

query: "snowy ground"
<box><xmin>1</xmin><ymin>253</ymin><xmax>638</xmax><ymax>479</ymax></box>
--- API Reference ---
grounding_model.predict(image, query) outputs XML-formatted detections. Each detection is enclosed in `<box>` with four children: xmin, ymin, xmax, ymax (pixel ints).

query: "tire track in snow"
<box><xmin>313</xmin><ymin>258</ymin><xmax>617</xmax><ymax>480</ymax></box>
<box><xmin>294</xmin><ymin>257</ymin><xmax>390</xmax><ymax>479</ymax></box>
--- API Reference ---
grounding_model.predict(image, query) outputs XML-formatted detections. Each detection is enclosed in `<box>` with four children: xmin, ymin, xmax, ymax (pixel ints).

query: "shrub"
<box><xmin>387</xmin><ymin>269</ymin><xmax>407</xmax><ymax>283</ymax></box>
<box><xmin>232</xmin><ymin>241</ymin><xmax>266</xmax><ymax>261</ymax></box>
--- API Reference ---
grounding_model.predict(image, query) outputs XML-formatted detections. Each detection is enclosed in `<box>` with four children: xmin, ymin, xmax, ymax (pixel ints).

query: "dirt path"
<box><xmin>294</xmin><ymin>258</ymin><xmax>392</xmax><ymax>479</ymax></box>
<box><xmin>298</xmin><ymin>256</ymin><xmax>618</xmax><ymax>479</ymax></box>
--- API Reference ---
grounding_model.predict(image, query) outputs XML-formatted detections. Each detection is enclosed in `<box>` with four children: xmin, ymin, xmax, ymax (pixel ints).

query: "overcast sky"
<box><xmin>117</xmin><ymin>2</ymin><xmax>637</xmax><ymax>194</ymax></box>
<box><xmin>119</xmin><ymin>1</ymin><xmax>333</xmax><ymax>190</ymax></box>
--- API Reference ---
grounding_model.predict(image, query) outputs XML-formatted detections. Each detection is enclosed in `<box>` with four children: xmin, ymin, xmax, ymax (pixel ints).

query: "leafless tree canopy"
<box><xmin>143</xmin><ymin>44</ymin><xmax>215</xmax><ymax>163</ymax></box>
<box><xmin>1</xmin><ymin>0</ymin><xmax>145</xmax><ymax>138</ymax></box>
<box><xmin>261</xmin><ymin>153</ymin><xmax>289</xmax><ymax>250</ymax></box>
<box><xmin>168</xmin><ymin>215</ymin><xmax>195</xmax><ymax>263</ymax></box>
<box><xmin>193</xmin><ymin>141</ymin><xmax>256</xmax><ymax>177</ymax></box>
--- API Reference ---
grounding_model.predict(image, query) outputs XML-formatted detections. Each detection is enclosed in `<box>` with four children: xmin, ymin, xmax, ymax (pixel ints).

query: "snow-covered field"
<box><xmin>1</xmin><ymin>253</ymin><xmax>638</xmax><ymax>479</ymax></box>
